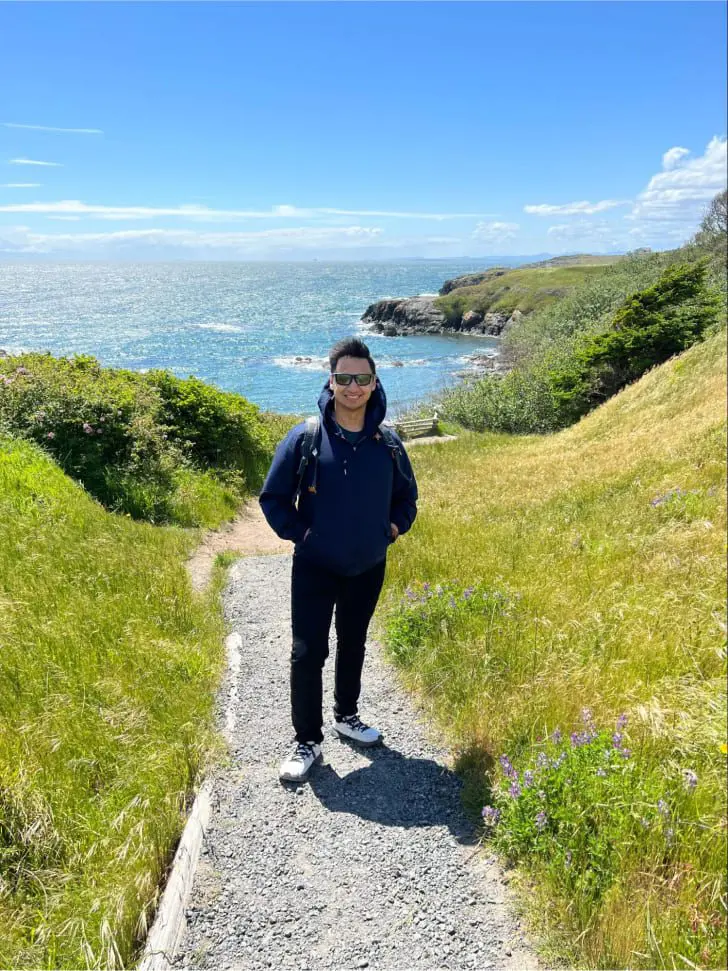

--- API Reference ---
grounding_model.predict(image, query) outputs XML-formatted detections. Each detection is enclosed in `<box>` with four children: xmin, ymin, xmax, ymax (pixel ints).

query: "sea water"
<box><xmin>0</xmin><ymin>260</ymin><xmax>508</xmax><ymax>415</ymax></box>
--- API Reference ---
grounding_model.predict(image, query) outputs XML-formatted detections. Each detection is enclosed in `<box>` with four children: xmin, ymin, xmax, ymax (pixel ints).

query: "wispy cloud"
<box><xmin>0</xmin><ymin>224</ymin><xmax>384</xmax><ymax>256</ymax></box>
<box><xmin>3</xmin><ymin>122</ymin><xmax>102</xmax><ymax>135</ymax></box>
<box><xmin>525</xmin><ymin>199</ymin><xmax>629</xmax><ymax>216</ymax></box>
<box><xmin>472</xmin><ymin>220</ymin><xmax>519</xmax><ymax>242</ymax></box>
<box><xmin>0</xmin><ymin>199</ymin><xmax>494</xmax><ymax>221</ymax></box>
<box><xmin>629</xmin><ymin>136</ymin><xmax>727</xmax><ymax>225</ymax></box>
<box><xmin>8</xmin><ymin>158</ymin><xmax>62</xmax><ymax>167</ymax></box>
<box><xmin>1</xmin><ymin>183</ymin><xmax>42</xmax><ymax>188</ymax></box>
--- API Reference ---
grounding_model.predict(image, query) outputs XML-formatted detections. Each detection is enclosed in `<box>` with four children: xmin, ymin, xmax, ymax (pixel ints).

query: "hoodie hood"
<box><xmin>317</xmin><ymin>376</ymin><xmax>387</xmax><ymax>436</ymax></box>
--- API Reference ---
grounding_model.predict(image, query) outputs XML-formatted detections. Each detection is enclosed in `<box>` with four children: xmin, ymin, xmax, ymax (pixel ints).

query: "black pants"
<box><xmin>290</xmin><ymin>553</ymin><xmax>387</xmax><ymax>744</ymax></box>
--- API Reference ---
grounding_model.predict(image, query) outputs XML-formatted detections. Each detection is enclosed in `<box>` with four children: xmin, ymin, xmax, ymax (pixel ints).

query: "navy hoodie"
<box><xmin>259</xmin><ymin>378</ymin><xmax>418</xmax><ymax>576</ymax></box>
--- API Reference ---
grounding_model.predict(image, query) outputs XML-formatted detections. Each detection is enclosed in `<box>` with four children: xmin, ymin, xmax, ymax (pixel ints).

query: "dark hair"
<box><xmin>328</xmin><ymin>336</ymin><xmax>376</xmax><ymax>374</ymax></box>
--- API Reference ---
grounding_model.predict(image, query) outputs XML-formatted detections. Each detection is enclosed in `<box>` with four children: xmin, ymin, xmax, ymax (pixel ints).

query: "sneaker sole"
<box><xmin>332</xmin><ymin>724</ymin><xmax>383</xmax><ymax>748</ymax></box>
<box><xmin>279</xmin><ymin>751</ymin><xmax>322</xmax><ymax>783</ymax></box>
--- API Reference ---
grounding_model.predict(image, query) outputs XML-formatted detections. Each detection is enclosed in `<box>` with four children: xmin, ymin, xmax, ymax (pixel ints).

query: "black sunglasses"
<box><xmin>332</xmin><ymin>372</ymin><xmax>374</xmax><ymax>387</ymax></box>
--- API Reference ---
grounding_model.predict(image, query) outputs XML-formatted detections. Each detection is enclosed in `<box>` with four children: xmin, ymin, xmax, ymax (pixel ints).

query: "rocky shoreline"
<box><xmin>359</xmin><ymin>268</ymin><xmax>523</xmax><ymax>340</ymax></box>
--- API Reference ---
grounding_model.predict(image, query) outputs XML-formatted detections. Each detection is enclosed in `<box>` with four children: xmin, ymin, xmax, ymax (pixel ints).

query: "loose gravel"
<box><xmin>175</xmin><ymin>554</ymin><xmax>537</xmax><ymax>970</ymax></box>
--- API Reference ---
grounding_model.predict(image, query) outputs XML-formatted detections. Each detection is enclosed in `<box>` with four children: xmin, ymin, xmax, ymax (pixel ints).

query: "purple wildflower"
<box><xmin>551</xmin><ymin>728</ymin><xmax>562</xmax><ymax>744</ymax></box>
<box><xmin>46</xmin><ymin>431</ymin><xmax>55</xmax><ymax>439</ymax></box>
<box><xmin>581</xmin><ymin>707</ymin><xmax>593</xmax><ymax>725</ymax></box>
<box><xmin>435</xmin><ymin>584</ymin><xmax>444</xmax><ymax>596</ymax></box>
<box><xmin>463</xmin><ymin>587</ymin><xmax>474</xmax><ymax>600</ymax></box>
<box><xmin>616</xmin><ymin>713</ymin><xmax>628</xmax><ymax>730</ymax></box>
<box><xmin>536</xmin><ymin>752</ymin><xmax>549</xmax><ymax>769</ymax></box>
<box><xmin>683</xmin><ymin>769</ymin><xmax>698</xmax><ymax>790</ymax></box>
<box><xmin>620</xmin><ymin>748</ymin><xmax>631</xmax><ymax>759</ymax></box>
<box><xmin>422</xmin><ymin>582</ymin><xmax>430</xmax><ymax>592</ymax></box>
<box><xmin>509</xmin><ymin>781</ymin><xmax>522</xmax><ymax>799</ymax></box>
<box><xmin>499</xmin><ymin>755</ymin><xmax>517</xmax><ymax>779</ymax></box>
<box><xmin>82</xmin><ymin>422</ymin><xmax>94</xmax><ymax>435</ymax></box>
<box><xmin>481</xmin><ymin>806</ymin><xmax>501</xmax><ymax>826</ymax></box>
<box><xmin>448</xmin><ymin>596</ymin><xmax>456</xmax><ymax>608</ymax></box>
<box><xmin>535</xmin><ymin>811</ymin><xmax>547</xmax><ymax>832</ymax></box>
<box><xmin>657</xmin><ymin>799</ymin><xmax>669</xmax><ymax>817</ymax></box>
<box><xmin>523</xmin><ymin>770</ymin><xmax>534</xmax><ymax>788</ymax></box>
<box><xmin>612</xmin><ymin>732</ymin><xmax>623</xmax><ymax>748</ymax></box>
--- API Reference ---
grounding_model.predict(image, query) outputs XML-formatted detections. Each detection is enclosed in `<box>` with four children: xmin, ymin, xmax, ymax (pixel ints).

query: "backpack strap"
<box><xmin>378</xmin><ymin>423</ymin><xmax>411</xmax><ymax>483</ymax></box>
<box><xmin>295</xmin><ymin>416</ymin><xmax>321</xmax><ymax>504</ymax></box>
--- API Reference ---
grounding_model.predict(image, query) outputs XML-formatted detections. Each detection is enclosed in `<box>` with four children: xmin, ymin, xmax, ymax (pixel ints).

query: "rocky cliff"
<box><xmin>361</xmin><ymin>294</ymin><xmax>523</xmax><ymax>338</ymax></box>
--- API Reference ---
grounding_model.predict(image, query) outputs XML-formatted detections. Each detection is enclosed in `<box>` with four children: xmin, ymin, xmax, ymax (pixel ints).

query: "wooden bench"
<box><xmin>392</xmin><ymin>412</ymin><xmax>440</xmax><ymax>439</ymax></box>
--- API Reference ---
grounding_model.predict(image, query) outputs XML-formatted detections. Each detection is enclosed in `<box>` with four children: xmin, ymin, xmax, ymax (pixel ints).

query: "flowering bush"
<box><xmin>480</xmin><ymin>710</ymin><xmax>724</xmax><ymax>962</ymax></box>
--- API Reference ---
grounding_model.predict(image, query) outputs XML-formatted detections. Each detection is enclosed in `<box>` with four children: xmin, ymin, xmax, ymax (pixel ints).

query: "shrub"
<box><xmin>143</xmin><ymin>369</ymin><xmax>271</xmax><ymax>492</ymax></box>
<box><xmin>549</xmin><ymin>261</ymin><xmax>720</xmax><ymax>424</ymax></box>
<box><xmin>483</xmin><ymin>710</ymin><xmax>726</xmax><ymax>968</ymax></box>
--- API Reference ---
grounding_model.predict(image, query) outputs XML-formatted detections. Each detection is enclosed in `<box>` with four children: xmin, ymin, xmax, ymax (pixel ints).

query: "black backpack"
<box><xmin>295</xmin><ymin>416</ymin><xmax>409</xmax><ymax>503</ymax></box>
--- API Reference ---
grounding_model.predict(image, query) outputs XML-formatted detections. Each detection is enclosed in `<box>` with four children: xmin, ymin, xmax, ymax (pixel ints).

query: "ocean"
<box><xmin>0</xmin><ymin>260</ymin><xmax>506</xmax><ymax>416</ymax></box>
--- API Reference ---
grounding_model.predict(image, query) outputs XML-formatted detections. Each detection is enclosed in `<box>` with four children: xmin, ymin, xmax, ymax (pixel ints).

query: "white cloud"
<box><xmin>629</xmin><ymin>136</ymin><xmax>727</xmax><ymax>228</ymax></box>
<box><xmin>1</xmin><ymin>183</ymin><xmax>42</xmax><ymax>188</ymax></box>
<box><xmin>0</xmin><ymin>199</ymin><xmax>495</xmax><ymax>222</ymax></box>
<box><xmin>0</xmin><ymin>224</ymin><xmax>384</xmax><ymax>256</ymax></box>
<box><xmin>662</xmin><ymin>146</ymin><xmax>690</xmax><ymax>170</ymax></box>
<box><xmin>3</xmin><ymin>122</ymin><xmax>102</xmax><ymax>134</ymax></box>
<box><xmin>525</xmin><ymin>199</ymin><xmax>629</xmax><ymax>216</ymax></box>
<box><xmin>8</xmin><ymin>158</ymin><xmax>62</xmax><ymax>167</ymax></box>
<box><xmin>472</xmin><ymin>220</ymin><xmax>519</xmax><ymax>242</ymax></box>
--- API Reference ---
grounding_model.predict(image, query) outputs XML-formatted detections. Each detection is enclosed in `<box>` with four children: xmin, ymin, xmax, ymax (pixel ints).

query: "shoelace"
<box><xmin>293</xmin><ymin>742</ymin><xmax>316</xmax><ymax>762</ymax></box>
<box><xmin>340</xmin><ymin>715</ymin><xmax>368</xmax><ymax>732</ymax></box>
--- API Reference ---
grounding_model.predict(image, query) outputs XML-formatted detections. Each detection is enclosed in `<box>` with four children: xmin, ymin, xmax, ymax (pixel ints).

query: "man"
<box><xmin>260</xmin><ymin>337</ymin><xmax>418</xmax><ymax>783</ymax></box>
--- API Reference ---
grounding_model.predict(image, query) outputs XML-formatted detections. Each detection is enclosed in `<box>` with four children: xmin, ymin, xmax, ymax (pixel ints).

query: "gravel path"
<box><xmin>175</xmin><ymin>554</ymin><xmax>537</xmax><ymax>971</ymax></box>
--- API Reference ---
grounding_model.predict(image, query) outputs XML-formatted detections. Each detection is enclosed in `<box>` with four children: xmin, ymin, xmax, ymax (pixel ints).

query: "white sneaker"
<box><xmin>332</xmin><ymin>714</ymin><xmax>382</xmax><ymax>748</ymax></box>
<box><xmin>279</xmin><ymin>741</ymin><xmax>322</xmax><ymax>782</ymax></box>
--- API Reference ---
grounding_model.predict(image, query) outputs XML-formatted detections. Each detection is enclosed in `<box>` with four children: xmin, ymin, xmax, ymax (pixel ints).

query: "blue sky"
<box><xmin>1</xmin><ymin>1</ymin><xmax>726</xmax><ymax>260</ymax></box>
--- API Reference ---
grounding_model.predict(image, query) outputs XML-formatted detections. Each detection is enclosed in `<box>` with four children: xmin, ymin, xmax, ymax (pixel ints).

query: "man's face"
<box><xmin>329</xmin><ymin>355</ymin><xmax>375</xmax><ymax>413</ymax></box>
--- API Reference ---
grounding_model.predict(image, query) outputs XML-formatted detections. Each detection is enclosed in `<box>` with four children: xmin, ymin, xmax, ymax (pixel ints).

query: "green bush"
<box><xmin>144</xmin><ymin>369</ymin><xmax>271</xmax><ymax>492</ymax></box>
<box><xmin>0</xmin><ymin>352</ymin><xmax>278</xmax><ymax>524</ymax></box>
<box><xmin>484</xmin><ymin>712</ymin><xmax>726</xmax><ymax>968</ymax></box>
<box><xmin>549</xmin><ymin>261</ymin><xmax>720</xmax><ymax>424</ymax></box>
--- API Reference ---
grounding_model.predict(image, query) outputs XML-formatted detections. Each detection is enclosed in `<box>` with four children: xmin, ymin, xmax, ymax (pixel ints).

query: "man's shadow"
<box><xmin>305</xmin><ymin>739</ymin><xmax>480</xmax><ymax>847</ymax></box>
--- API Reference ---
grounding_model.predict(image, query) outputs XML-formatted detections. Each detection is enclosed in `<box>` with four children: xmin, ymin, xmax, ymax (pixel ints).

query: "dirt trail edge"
<box><xmin>174</xmin><ymin>553</ymin><xmax>537</xmax><ymax>971</ymax></box>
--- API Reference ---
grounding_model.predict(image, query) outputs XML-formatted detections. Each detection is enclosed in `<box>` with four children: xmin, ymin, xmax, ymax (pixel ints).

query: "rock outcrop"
<box><xmin>361</xmin><ymin>296</ymin><xmax>448</xmax><ymax>336</ymax></box>
<box><xmin>361</xmin><ymin>296</ymin><xmax>523</xmax><ymax>338</ymax></box>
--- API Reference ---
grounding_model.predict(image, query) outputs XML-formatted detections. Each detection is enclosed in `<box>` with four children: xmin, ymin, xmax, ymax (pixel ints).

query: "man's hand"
<box><xmin>390</xmin><ymin>522</ymin><xmax>399</xmax><ymax>541</ymax></box>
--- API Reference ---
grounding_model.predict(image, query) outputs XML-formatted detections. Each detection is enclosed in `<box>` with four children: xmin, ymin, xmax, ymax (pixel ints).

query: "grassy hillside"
<box><xmin>381</xmin><ymin>330</ymin><xmax>727</xmax><ymax>968</ymax></box>
<box><xmin>0</xmin><ymin>434</ymin><xmax>228</xmax><ymax>969</ymax></box>
<box><xmin>434</xmin><ymin>259</ymin><xmax>622</xmax><ymax>323</ymax></box>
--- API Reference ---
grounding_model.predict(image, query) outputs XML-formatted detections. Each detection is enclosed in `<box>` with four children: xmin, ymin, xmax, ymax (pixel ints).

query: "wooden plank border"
<box><xmin>138</xmin><ymin>631</ymin><xmax>243</xmax><ymax>970</ymax></box>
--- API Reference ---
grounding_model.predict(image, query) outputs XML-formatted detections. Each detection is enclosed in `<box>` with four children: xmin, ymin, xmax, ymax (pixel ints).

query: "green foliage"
<box><xmin>0</xmin><ymin>435</ymin><xmax>227</xmax><ymax>968</ymax></box>
<box><xmin>144</xmin><ymin>369</ymin><xmax>271</xmax><ymax>492</ymax></box>
<box><xmin>434</xmin><ymin>262</ymin><xmax>618</xmax><ymax>324</ymax></box>
<box><xmin>381</xmin><ymin>330</ymin><xmax>727</xmax><ymax>969</ymax></box>
<box><xmin>485</xmin><ymin>714</ymin><xmax>726</xmax><ymax>968</ymax></box>
<box><xmin>549</xmin><ymin>261</ymin><xmax>719</xmax><ymax>425</ymax></box>
<box><xmin>0</xmin><ymin>352</ymin><xmax>278</xmax><ymax>524</ymax></box>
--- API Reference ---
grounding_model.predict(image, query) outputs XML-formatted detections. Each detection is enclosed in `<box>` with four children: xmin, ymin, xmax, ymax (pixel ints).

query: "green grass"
<box><xmin>380</xmin><ymin>330</ymin><xmax>727</xmax><ymax>969</ymax></box>
<box><xmin>0</xmin><ymin>433</ymin><xmax>229</xmax><ymax>969</ymax></box>
<box><xmin>435</xmin><ymin>262</ymin><xmax>620</xmax><ymax>322</ymax></box>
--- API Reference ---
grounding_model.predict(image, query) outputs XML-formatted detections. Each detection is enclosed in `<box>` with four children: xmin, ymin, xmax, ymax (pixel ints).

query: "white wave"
<box><xmin>0</xmin><ymin>345</ymin><xmax>31</xmax><ymax>356</ymax></box>
<box><xmin>273</xmin><ymin>355</ymin><xmax>329</xmax><ymax>371</ymax></box>
<box><xmin>195</xmin><ymin>323</ymin><xmax>244</xmax><ymax>333</ymax></box>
